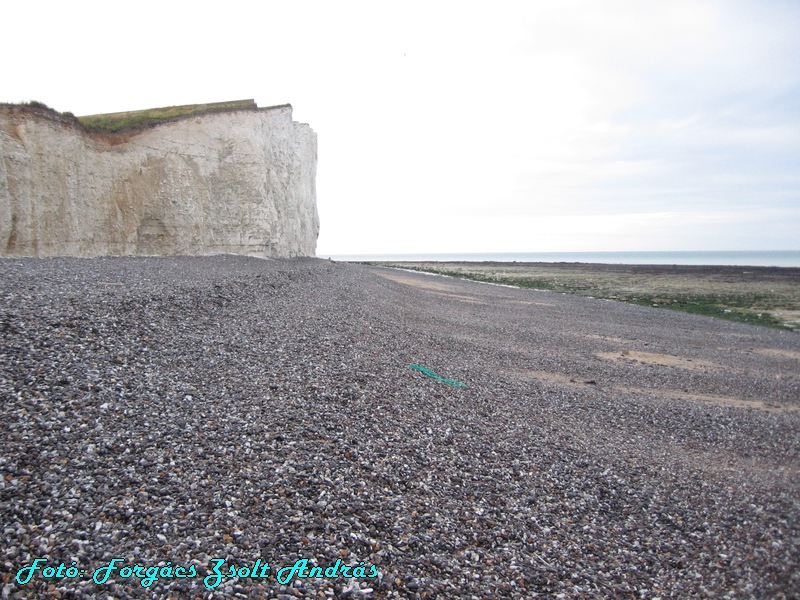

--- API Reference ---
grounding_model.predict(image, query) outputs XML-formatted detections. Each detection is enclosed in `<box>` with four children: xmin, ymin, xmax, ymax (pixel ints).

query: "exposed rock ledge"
<box><xmin>0</xmin><ymin>101</ymin><xmax>318</xmax><ymax>257</ymax></box>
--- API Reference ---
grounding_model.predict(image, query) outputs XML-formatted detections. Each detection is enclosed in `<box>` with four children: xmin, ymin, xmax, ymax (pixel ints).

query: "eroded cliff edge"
<box><xmin>0</xmin><ymin>102</ymin><xmax>318</xmax><ymax>257</ymax></box>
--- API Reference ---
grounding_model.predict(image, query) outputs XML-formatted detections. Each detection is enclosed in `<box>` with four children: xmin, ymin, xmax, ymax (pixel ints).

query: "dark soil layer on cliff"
<box><xmin>368</xmin><ymin>261</ymin><xmax>800</xmax><ymax>332</ymax></box>
<box><xmin>1</xmin><ymin>256</ymin><xmax>799</xmax><ymax>599</ymax></box>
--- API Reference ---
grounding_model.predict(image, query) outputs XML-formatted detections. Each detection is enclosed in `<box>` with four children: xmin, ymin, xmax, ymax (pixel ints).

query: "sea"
<box><xmin>324</xmin><ymin>251</ymin><xmax>800</xmax><ymax>268</ymax></box>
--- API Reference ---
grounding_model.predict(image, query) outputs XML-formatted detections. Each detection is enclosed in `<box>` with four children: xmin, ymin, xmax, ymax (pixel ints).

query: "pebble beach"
<box><xmin>1</xmin><ymin>255</ymin><xmax>799</xmax><ymax>599</ymax></box>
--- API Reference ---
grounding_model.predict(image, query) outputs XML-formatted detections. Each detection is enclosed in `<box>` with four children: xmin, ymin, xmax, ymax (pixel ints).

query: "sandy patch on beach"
<box><xmin>584</xmin><ymin>333</ymin><xmax>633</xmax><ymax>344</ymax></box>
<box><xmin>597</xmin><ymin>350</ymin><xmax>718</xmax><ymax>372</ymax></box>
<box><xmin>431</xmin><ymin>292</ymin><xmax>486</xmax><ymax>303</ymax></box>
<box><xmin>377</xmin><ymin>273</ymin><xmax>485</xmax><ymax>303</ymax></box>
<box><xmin>512</xmin><ymin>370</ymin><xmax>591</xmax><ymax>386</ymax></box>
<box><xmin>372</xmin><ymin>270</ymin><xmax>456</xmax><ymax>292</ymax></box>
<box><xmin>504</xmin><ymin>299</ymin><xmax>557</xmax><ymax>307</ymax></box>
<box><xmin>512</xmin><ymin>370</ymin><xmax>797</xmax><ymax>413</ymax></box>
<box><xmin>372</xmin><ymin>270</ymin><xmax>557</xmax><ymax>306</ymax></box>
<box><xmin>616</xmin><ymin>386</ymin><xmax>798</xmax><ymax>413</ymax></box>
<box><xmin>753</xmin><ymin>348</ymin><xmax>800</xmax><ymax>360</ymax></box>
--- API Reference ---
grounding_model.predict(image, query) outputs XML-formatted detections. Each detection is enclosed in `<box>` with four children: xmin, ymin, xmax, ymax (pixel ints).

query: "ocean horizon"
<box><xmin>324</xmin><ymin>250</ymin><xmax>800</xmax><ymax>268</ymax></box>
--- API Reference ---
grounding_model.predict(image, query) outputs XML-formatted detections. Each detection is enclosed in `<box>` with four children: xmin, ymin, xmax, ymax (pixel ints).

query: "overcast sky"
<box><xmin>2</xmin><ymin>1</ymin><xmax>798</xmax><ymax>255</ymax></box>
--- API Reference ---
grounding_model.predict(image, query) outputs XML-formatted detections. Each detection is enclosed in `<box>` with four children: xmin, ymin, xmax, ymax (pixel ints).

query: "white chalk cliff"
<box><xmin>0</xmin><ymin>102</ymin><xmax>318</xmax><ymax>257</ymax></box>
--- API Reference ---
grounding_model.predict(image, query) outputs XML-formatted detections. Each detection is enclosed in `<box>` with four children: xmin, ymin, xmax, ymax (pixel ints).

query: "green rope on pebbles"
<box><xmin>408</xmin><ymin>364</ymin><xmax>466</xmax><ymax>387</ymax></box>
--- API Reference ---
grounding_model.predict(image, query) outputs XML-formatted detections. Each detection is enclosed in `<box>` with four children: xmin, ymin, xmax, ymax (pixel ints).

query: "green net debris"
<box><xmin>408</xmin><ymin>364</ymin><xmax>466</xmax><ymax>387</ymax></box>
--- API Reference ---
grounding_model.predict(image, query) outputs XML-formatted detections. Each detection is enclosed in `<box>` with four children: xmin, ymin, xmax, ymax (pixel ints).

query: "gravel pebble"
<box><xmin>1</xmin><ymin>255</ymin><xmax>798</xmax><ymax>599</ymax></box>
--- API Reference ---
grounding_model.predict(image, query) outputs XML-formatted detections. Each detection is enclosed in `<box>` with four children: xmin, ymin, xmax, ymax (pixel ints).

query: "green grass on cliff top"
<box><xmin>5</xmin><ymin>99</ymin><xmax>259</xmax><ymax>132</ymax></box>
<box><xmin>77</xmin><ymin>100</ymin><xmax>257</xmax><ymax>131</ymax></box>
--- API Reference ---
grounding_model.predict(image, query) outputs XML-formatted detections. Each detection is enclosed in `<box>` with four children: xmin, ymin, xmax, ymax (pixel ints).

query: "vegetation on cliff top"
<box><xmin>77</xmin><ymin>99</ymin><xmax>257</xmax><ymax>131</ymax></box>
<box><xmin>5</xmin><ymin>100</ymin><xmax>76</xmax><ymax>118</ymax></box>
<box><xmin>3</xmin><ymin>99</ymin><xmax>260</xmax><ymax>132</ymax></box>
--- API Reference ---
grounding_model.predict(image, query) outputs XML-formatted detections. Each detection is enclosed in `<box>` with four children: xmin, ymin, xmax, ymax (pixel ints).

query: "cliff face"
<box><xmin>0</xmin><ymin>103</ymin><xmax>318</xmax><ymax>258</ymax></box>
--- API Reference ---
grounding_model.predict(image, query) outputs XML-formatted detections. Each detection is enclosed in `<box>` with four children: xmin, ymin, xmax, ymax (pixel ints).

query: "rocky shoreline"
<box><xmin>1</xmin><ymin>256</ymin><xmax>798</xmax><ymax>598</ymax></box>
<box><xmin>368</xmin><ymin>261</ymin><xmax>800</xmax><ymax>332</ymax></box>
